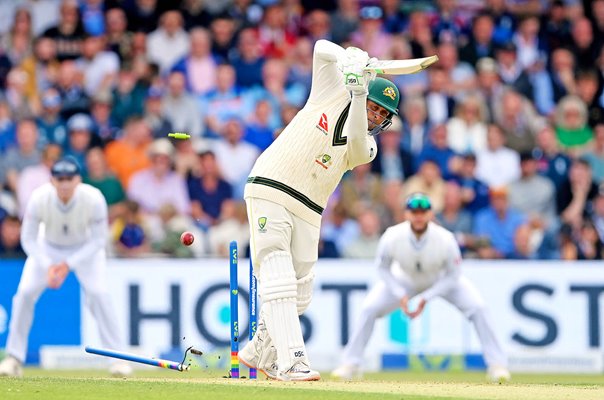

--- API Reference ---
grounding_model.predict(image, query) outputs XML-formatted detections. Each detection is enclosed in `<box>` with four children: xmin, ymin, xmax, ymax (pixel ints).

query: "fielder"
<box><xmin>332</xmin><ymin>193</ymin><xmax>511</xmax><ymax>383</ymax></box>
<box><xmin>238</xmin><ymin>39</ymin><xmax>401</xmax><ymax>381</ymax></box>
<box><xmin>0</xmin><ymin>158</ymin><xmax>131</xmax><ymax>378</ymax></box>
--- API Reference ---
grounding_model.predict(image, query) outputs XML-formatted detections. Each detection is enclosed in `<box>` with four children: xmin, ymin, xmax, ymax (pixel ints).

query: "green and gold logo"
<box><xmin>383</xmin><ymin>86</ymin><xmax>397</xmax><ymax>100</ymax></box>
<box><xmin>315</xmin><ymin>153</ymin><xmax>333</xmax><ymax>169</ymax></box>
<box><xmin>258</xmin><ymin>216</ymin><xmax>267</xmax><ymax>232</ymax></box>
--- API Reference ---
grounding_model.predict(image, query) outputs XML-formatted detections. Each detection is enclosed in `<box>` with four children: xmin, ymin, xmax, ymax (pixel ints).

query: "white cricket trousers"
<box><xmin>6</xmin><ymin>244</ymin><xmax>123</xmax><ymax>363</ymax></box>
<box><xmin>342</xmin><ymin>276</ymin><xmax>507</xmax><ymax>368</ymax></box>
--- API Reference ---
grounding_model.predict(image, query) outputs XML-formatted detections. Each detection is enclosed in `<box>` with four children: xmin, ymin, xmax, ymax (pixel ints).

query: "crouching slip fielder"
<box><xmin>0</xmin><ymin>158</ymin><xmax>130</xmax><ymax>378</ymax></box>
<box><xmin>239</xmin><ymin>39</ymin><xmax>401</xmax><ymax>381</ymax></box>
<box><xmin>332</xmin><ymin>193</ymin><xmax>511</xmax><ymax>383</ymax></box>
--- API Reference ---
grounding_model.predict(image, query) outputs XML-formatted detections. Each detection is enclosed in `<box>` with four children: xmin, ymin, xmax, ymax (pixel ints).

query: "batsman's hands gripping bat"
<box><xmin>48</xmin><ymin>262</ymin><xmax>69</xmax><ymax>289</ymax></box>
<box><xmin>340</xmin><ymin>47</ymin><xmax>377</xmax><ymax>96</ymax></box>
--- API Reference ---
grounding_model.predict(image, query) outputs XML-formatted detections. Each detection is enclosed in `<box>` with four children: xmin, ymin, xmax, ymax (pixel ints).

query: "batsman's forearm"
<box><xmin>346</xmin><ymin>95</ymin><xmax>375</xmax><ymax>168</ymax></box>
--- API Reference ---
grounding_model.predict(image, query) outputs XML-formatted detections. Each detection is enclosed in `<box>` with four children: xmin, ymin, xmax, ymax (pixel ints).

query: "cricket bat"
<box><xmin>364</xmin><ymin>55</ymin><xmax>439</xmax><ymax>75</ymax></box>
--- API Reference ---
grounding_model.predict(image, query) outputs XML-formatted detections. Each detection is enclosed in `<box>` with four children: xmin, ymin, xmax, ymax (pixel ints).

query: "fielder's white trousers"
<box><xmin>342</xmin><ymin>276</ymin><xmax>507</xmax><ymax>368</ymax></box>
<box><xmin>6</xmin><ymin>243</ymin><xmax>123</xmax><ymax>363</ymax></box>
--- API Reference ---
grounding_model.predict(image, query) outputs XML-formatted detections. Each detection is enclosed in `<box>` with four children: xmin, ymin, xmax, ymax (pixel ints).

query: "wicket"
<box><xmin>229</xmin><ymin>241</ymin><xmax>258</xmax><ymax>379</ymax></box>
<box><xmin>85</xmin><ymin>346</ymin><xmax>189</xmax><ymax>371</ymax></box>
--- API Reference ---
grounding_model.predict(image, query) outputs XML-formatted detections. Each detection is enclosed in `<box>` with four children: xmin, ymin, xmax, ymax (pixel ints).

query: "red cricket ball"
<box><xmin>180</xmin><ymin>231</ymin><xmax>195</xmax><ymax>246</ymax></box>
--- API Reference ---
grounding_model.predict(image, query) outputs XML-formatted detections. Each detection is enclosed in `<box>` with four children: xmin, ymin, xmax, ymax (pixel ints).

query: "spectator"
<box><xmin>104</xmin><ymin>116</ymin><xmax>151</xmax><ymax>188</ymax></box>
<box><xmin>459</xmin><ymin>12</ymin><xmax>496</xmax><ymax>67</ymax></box>
<box><xmin>125</xmin><ymin>0</ymin><xmax>161</xmax><ymax>33</ymax></box>
<box><xmin>575</xmin><ymin>221</ymin><xmax>604</xmax><ymax>260</ymax></box>
<box><xmin>436</xmin><ymin>180</ymin><xmax>474</xmax><ymax>253</ymax></box>
<box><xmin>1</xmin><ymin>7</ymin><xmax>34</xmax><ymax>66</ymax></box>
<box><xmin>583</xmin><ymin>123</ymin><xmax>604</xmax><ymax>183</ymax></box>
<box><xmin>575</xmin><ymin>69</ymin><xmax>604</xmax><ymax>128</ymax></box>
<box><xmin>16</xmin><ymin>143</ymin><xmax>62</xmax><ymax>217</ymax></box>
<box><xmin>76</xmin><ymin>33</ymin><xmax>119</xmax><ymax>97</ymax></box>
<box><xmin>446</xmin><ymin>93</ymin><xmax>488</xmax><ymax>154</ymax></box>
<box><xmin>341</xmin><ymin>208</ymin><xmax>381</xmax><ymax>258</ymax></box>
<box><xmin>90</xmin><ymin>91</ymin><xmax>119</xmax><ymax>144</ymax></box>
<box><xmin>64</xmin><ymin>113</ymin><xmax>95</xmax><ymax>171</ymax></box>
<box><xmin>187</xmin><ymin>147</ymin><xmax>233</xmax><ymax>228</ymax></box>
<box><xmin>172</xmin><ymin>28</ymin><xmax>217</xmax><ymax>96</ymax></box>
<box><xmin>0</xmin><ymin>215</ymin><xmax>25</xmax><ymax>259</ymax></box>
<box><xmin>83</xmin><ymin>147</ymin><xmax>125</xmax><ymax>221</ymax></box>
<box><xmin>487</xmin><ymin>0</ymin><xmax>517</xmax><ymax>45</ymax></box>
<box><xmin>554</xmin><ymin>95</ymin><xmax>593</xmax><ymax>151</ymax></box>
<box><xmin>110</xmin><ymin>66</ymin><xmax>146</xmax><ymax>128</ymax></box>
<box><xmin>350</xmin><ymin>5</ymin><xmax>393</xmax><ymax>59</ymax></box>
<box><xmin>147</xmin><ymin>10</ymin><xmax>190</xmax><ymax>73</ymax></box>
<box><xmin>110</xmin><ymin>199</ymin><xmax>151</xmax><ymax>258</ymax></box>
<box><xmin>104</xmin><ymin>8</ymin><xmax>133</xmax><ymax>62</ymax></box>
<box><xmin>385</xmin><ymin>37</ymin><xmax>429</xmax><ymax>97</ymax></box>
<box><xmin>533</xmin><ymin>124</ymin><xmax>572</xmax><ymax>191</ymax></box>
<box><xmin>287</xmin><ymin>37</ymin><xmax>313</xmax><ymax>96</ymax></box>
<box><xmin>494</xmin><ymin>41</ymin><xmax>533</xmax><ymax>100</ymax></box>
<box><xmin>207</xmin><ymin>200</ymin><xmax>249</xmax><ymax>257</ymax></box>
<box><xmin>451</xmin><ymin>153</ymin><xmax>490</xmax><ymax>214</ymax></box>
<box><xmin>429</xmin><ymin>0</ymin><xmax>466</xmax><ymax>44</ymax></box>
<box><xmin>54</xmin><ymin>60</ymin><xmax>90</xmax><ymax>119</ymax></box>
<box><xmin>5</xmin><ymin>67</ymin><xmax>38</xmax><ymax>119</ymax></box>
<box><xmin>43</xmin><ymin>0</ymin><xmax>86</xmax><ymax>61</ymax></box>
<box><xmin>475</xmin><ymin>57</ymin><xmax>504</xmax><ymax>121</ymax></box>
<box><xmin>590</xmin><ymin>189</ymin><xmax>604</xmax><ymax>244</ymax></box>
<box><xmin>162</xmin><ymin>70</ymin><xmax>203</xmax><ymax>137</ymax></box>
<box><xmin>80</xmin><ymin>0</ymin><xmax>105</xmax><ymax>36</ymax></box>
<box><xmin>424</xmin><ymin>66</ymin><xmax>456</xmax><ymax>126</ymax></box>
<box><xmin>0</xmin><ymin>119</ymin><xmax>41</xmax><ymax>193</ymax></box>
<box><xmin>329</xmin><ymin>0</ymin><xmax>359</xmax><ymax>44</ymax></box>
<box><xmin>371</xmin><ymin>117</ymin><xmax>414</xmax><ymax>181</ymax></box>
<box><xmin>37</xmin><ymin>88</ymin><xmax>67</xmax><ymax>148</ymax></box>
<box><xmin>209</xmin><ymin>14</ymin><xmax>236</xmax><ymax>63</ymax></box>
<box><xmin>21</xmin><ymin>36</ymin><xmax>60</xmax><ymax>101</ymax></box>
<box><xmin>476</xmin><ymin>124</ymin><xmax>521</xmax><ymax>188</ymax></box>
<box><xmin>569</xmin><ymin>17</ymin><xmax>600</xmax><ymax>71</ymax></box>
<box><xmin>493</xmin><ymin>88</ymin><xmax>543</xmax><ymax>153</ymax></box>
<box><xmin>405</xmin><ymin>10</ymin><xmax>435</xmax><ymax>59</ymax></box>
<box><xmin>256</xmin><ymin>4</ymin><xmax>297</xmax><ymax>59</ymax></box>
<box><xmin>321</xmin><ymin>202</ymin><xmax>359</xmax><ymax>257</ymax></box>
<box><xmin>512</xmin><ymin>15</ymin><xmax>546</xmax><ymax>72</ymax></box>
<box><xmin>473</xmin><ymin>186</ymin><xmax>527</xmax><ymax>259</ymax></box>
<box><xmin>244</xmin><ymin>99</ymin><xmax>275</xmax><ymax>152</ymax></box>
<box><xmin>127</xmin><ymin>138</ymin><xmax>191</xmax><ymax>216</ymax></box>
<box><xmin>436</xmin><ymin>42</ymin><xmax>477</xmax><ymax>99</ymax></box>
<box><xmin>230</xmin><ymin>28</ymin><xmax>265</xmax><ymax>89</ymax></box>
<box><xmin>339</xmin><ymin>162</ymin><xmax>383</xmax><ymax>219</ymax></box>
<box><xmin>509</xmin><ymin>224</ymin><xmax>538</xmax><ymax>260</ymax></box>
<box><xmin>400</xmin><ymin>94</ymin><xmax>430</xmax><ymax>157</ymax></box>
<box><xmin>0</xmin><ymin>100</ymin><xmax>16</xmax><ymax>154</ymax></box>
<box><xmin>213</xmin><ymin>118</ymin><xmax>259</xmax><ymax>198</ymax></box>
<box><xmin>403</xmin><ymin>159</ymin><xmax>446</xmax><ymax>213</ymax></box>
<box><xmin>200</xmin><ymin>63</ymin><xmax>244</xmax><ymax>138</ymax></box>
<box><xmin>142</xmin><ymin>86</ymin><xmax>172</xmax><ymax>139</ymax></box>
<box><xmin>539</xmin><ymin>0</ymin><xmax>572</xmax><ymax>52</ymax></box>
<box><xmin>180</xmin><ymin>0</ymin><xmax>213</xmax><ymax>30</ymax></box>
<box><xmin>557</xmin><ymin>158</ymin><xmax>599</xmax><ymax>230</ymax></box>
<box><xmin>417</xmin><ymin>123</ymin><xmax>456</xmax><ymax>177</ymax></box>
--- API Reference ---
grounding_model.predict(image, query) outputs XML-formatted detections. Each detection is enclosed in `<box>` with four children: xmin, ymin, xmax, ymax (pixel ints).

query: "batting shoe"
<box><xmin>0</xmin><ymin>355</ymin><xmax>23</xmax><ymax>378</ymax></box>
<box><xmin>331</xmin><ymin>364</ymin><xmax>362</xmax><ymax>381</ymax></box>
<box><xmin>276</xmin><ymin>361</ymin><xmax>321</xmax><ymax>381</ymax></box>
<box><xmin>487</xmin><ymin>366</ymin><xmax>511</xmax><ymax>383</ymax></box>
<box><xmin>109</xmin><ymin>361</ymin><xmax>133</xmax><ymax>377</ymax></box>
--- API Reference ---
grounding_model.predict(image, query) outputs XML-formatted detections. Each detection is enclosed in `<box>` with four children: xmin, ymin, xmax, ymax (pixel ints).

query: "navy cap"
<box><xmin>406</xmin><ymin>193</ymin><xmax>432</xmax><ymax>211</ymax></box>
<box><xmin>51</xmin><ymin>157</ymin><xmax>81</xmax><ymax>178</ymax></box>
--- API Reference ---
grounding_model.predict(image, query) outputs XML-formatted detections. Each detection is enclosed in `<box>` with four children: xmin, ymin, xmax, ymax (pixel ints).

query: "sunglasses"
<box><xmin>406</xmin><ymin>197</ymin><xmax>431</xmax><ymax>210</ymax></box>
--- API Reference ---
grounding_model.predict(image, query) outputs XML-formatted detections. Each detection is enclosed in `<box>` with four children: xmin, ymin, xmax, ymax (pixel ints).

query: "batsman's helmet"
<box><xmin>406</xmin><ymin>193</ymin><xmax>432</xmax><ymax>211</ymax></box>
<box><xmin>367</xmin><ymin>77</ymin><xmax>400</xmax><ymax>136</ymax></box>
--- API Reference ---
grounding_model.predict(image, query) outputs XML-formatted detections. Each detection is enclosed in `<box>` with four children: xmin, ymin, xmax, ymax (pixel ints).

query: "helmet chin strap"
<box><xmin>367</xmin><ymin>117</ymin><xmax>393</xmax><ymax>136</ymax></box>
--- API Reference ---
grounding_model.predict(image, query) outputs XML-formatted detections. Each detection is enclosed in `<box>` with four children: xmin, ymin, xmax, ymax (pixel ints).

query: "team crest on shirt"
<box><xmin>383</xmin><ymin>86</ymin><xmax>397</xmax><ymax>100</ymax></box>
<box><xmin>316</xmin><ymin>113</ymin><xmax>328</xmax><ymax>135</ymax></box>
<box><xmin>258</xmin><ymin>217</ymin><xmax>267</xmax><ymax>233</ymax></box>
<box><xmin>315</xmin><ymin>153</ymin><xmax>333</xmax><ymax>169</ymax></box>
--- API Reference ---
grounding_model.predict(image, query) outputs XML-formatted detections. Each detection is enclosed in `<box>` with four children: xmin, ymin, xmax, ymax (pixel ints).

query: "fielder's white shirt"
<box><xmin>245</xmin><ymin>40</ymin><xmax>377</xmax><ymax>227</ymax></box>
<box><xmin>376</xmin><ymin>221</ymin><xmax>462</xmax><ymax>301</ymax></box>
<box><xmin>20</xmin><ymin>182</ymin><xmax>108</xmax><ymax>269</ymax></box>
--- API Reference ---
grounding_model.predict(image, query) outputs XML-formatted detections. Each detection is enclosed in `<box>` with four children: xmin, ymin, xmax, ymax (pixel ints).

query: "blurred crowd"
<box><xmin>0</xmin><ymin>0</ymin><xmax>603</xmax><ymax>260</ymax></box>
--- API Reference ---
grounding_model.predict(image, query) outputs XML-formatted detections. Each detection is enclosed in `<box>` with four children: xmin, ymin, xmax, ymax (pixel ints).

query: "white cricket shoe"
<box><xmin>331</xmin><ymin>364</ymin><xmax>361</xmax><ymax>381</ymax></box>
<box><xmin>109</xmin><ymin>361</ymin><xmax>133</xmax><ymax>377</ymax></box>
<box><xmin>276</xmin><ymin>361</ymin><xmax>321</xmax><ymax>381</ymax></box>
<box><xmin>0</xmin><ymin>356</ymin><xmax>23</xmax><ymax>378</ymax></box>
<box><xmin>239</xmin><ymin>342</ymin><xmax>279</xmax><ymax>380</ymax></box>
<box><xmin>487</xmin><ymin>366</ymin><xmax>511</xmax><ymax>383</ymax></box>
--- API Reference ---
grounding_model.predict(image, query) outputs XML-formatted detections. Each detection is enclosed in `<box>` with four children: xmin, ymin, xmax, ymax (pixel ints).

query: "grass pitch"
<box><xmin>1</xmin><ymin>369</ymin><xmax>603</xmax><ymax>400</ymax></box>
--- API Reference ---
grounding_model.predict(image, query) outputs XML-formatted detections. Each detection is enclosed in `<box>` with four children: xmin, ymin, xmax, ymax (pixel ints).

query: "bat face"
<box><xmin>364</xmin><ymin>55</ymin><xmax>439</xmax><ymax>75</ymax></box>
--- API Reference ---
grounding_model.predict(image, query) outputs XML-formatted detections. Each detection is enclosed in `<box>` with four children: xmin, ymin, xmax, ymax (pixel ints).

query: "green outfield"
<box><xmin>1</xmin><ymin>369</ymin><xmax>604</xmax><ymax>400</ymax></box>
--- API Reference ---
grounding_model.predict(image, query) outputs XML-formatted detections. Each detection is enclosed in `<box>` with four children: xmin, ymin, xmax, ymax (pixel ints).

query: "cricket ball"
<box><xmin>180</xmin><ymin>231</ymin><xmax>195</xmax><ymax>246</ymax></box>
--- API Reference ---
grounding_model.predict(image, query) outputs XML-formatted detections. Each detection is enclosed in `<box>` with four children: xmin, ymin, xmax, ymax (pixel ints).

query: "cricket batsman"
<box><xmin>332</xmin><ymin>193</ymin><xmax>511</xmax><ymax>382</ymax></box>
<box><xmin>0</xmin><ymin>158</ymin><xmax>131</xmax><ymax>377</ymax></box>
<box><xmin>238</xmin><ymin>39</ymin><xmax>401</xmax><ymax>381</ymax></box>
